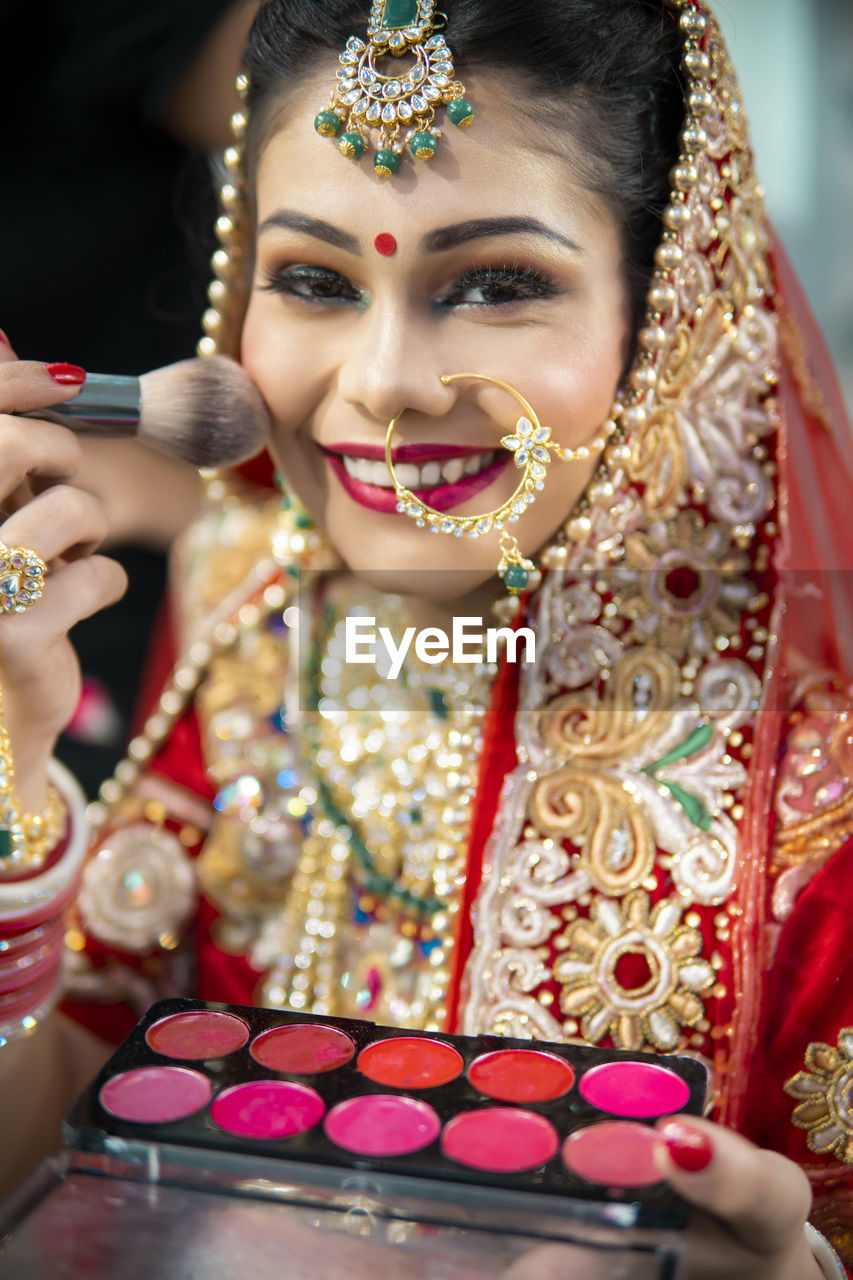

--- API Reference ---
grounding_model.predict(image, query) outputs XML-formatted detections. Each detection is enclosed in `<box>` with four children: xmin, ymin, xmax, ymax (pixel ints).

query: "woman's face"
<box><xmin>242</xmin><ymin>69</ymin><xmax>632</xmax><ymax>600</ymax></box>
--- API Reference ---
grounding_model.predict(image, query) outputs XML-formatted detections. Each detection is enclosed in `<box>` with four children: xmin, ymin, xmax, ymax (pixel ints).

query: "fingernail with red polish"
<box><xmin>660</xmin><ymin>1120</ymin><xmax>714</xmax><ymax>1173</ymax></box>
<box><xmin>0</xmin><ymin>330</ymin><xmax>9</xmax><ymax>346</ymax></box>
<box><xmin>46</xmin><ymin>362</ymin><xmax>87</xmax><ymax>386</ymax></box>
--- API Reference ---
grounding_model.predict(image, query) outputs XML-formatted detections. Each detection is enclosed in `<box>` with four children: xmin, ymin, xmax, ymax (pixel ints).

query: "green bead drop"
<box><xmin>504</xmin><ymin>565</ymin><xmax>530</xmax><ymax>592</ymax></box>
<box><xmin>447</xmin><ymin>99</ymin><xmax>474</xmax><ymax>128</ymax></box>
<box><xmin>314</xmin><ymin>110</ymin><xmax>343</xmax><ymax>137</ymax></box>
<box><xmin>374</xmin><ymin>148</ymin><xmax>401</xmax><ymax>177</ymax></box>
<box><xmin>339</xmin><ymin>131</ymin><xmax>367</xmax><ymax>158</ymax></box>
<box><xmin>409</xmin><ymin>131</ymin><xmax>437</xmax><ymax>159</ymax></box>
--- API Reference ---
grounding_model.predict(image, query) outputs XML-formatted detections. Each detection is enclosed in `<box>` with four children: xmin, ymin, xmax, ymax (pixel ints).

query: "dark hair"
<box><xmin>244</xmin><ymin>0</ymin><xmax>684</xmax><ymax>331</ymax></box>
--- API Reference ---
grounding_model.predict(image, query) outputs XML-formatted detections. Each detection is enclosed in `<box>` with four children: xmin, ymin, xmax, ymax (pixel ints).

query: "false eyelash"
<box><xmin>437</xmin><ymin>262</ymin><xmax>560</xmax><ymax>307</ymax></box>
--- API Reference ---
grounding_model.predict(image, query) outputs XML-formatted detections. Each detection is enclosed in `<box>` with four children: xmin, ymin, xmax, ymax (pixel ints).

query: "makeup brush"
<box><xmin>31</xmin><ymin>356</ymin><xmax>270</xmax><ymax>468</ymax></box>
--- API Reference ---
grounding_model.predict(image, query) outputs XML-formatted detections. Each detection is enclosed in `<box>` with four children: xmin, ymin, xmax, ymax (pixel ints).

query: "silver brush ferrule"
<box><xmin>34</xmin><ymin>374</ymin><xmax>141</xmax><ymax>435</ymax></box>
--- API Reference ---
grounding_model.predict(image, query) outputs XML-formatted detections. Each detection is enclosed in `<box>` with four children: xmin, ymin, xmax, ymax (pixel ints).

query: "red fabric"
<box><xmin>744</xmin><ymin>835</ymin><xmax>853</xmax><ymax>1163</ymax></box>
<box><xmin>445</xmin><ymin>646</ymin><xmax>520</xmax><ymax>1033</ymax></box>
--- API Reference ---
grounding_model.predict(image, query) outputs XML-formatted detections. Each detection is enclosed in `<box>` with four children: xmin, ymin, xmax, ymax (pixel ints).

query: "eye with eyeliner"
<box><xmin>434</xmin><ymin>263</ymin><xmax>561</xmax><ymax>309</ymax></box>
<box><xmin>260</xmin><ymin>263</ymin><xmax>365</xmax><ymax>306</ymax></box>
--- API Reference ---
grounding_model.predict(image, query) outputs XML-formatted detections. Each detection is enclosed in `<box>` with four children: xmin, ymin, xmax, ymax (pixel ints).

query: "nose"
<box><xmin>336</xmin><ymin>298</ymin><xmax>455</xmax><ymax>427</ymax></box>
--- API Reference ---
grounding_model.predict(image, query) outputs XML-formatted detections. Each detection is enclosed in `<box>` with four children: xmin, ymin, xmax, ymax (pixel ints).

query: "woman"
<box><xmin>0</xmin><ymin>0</ymin><xmax>851</xmax><ymax>1274</ymax></box>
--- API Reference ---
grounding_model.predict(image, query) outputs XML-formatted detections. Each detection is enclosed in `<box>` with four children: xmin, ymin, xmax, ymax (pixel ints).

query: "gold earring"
<box><xmin>385</xmin><ymin>372</ymin><xmax>615</xmax><ymax>601</ymax></box>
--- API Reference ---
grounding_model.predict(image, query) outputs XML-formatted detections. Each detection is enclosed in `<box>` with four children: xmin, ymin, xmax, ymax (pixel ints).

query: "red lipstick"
<box><xmin>324</xmin><ymin>451</ymin><xmax>509</xmax><ymax>515</ymax></box>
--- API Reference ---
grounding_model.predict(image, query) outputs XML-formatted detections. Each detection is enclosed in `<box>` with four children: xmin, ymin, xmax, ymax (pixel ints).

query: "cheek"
<box><xmin>240</xmin><ymin>296</ymin><xmax>327</xmax><ymax>445</ymax></box>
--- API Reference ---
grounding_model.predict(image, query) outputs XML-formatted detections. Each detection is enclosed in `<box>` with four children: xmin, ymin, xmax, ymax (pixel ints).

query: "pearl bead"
<box><xmin>230</xmin><ymin>111</ymin><xmax>247</xmax><ymax>137</ymax></box>
<box><xmin>689</xmin><ymin>89</ymin><xmax>713</xmax><ymax>115</ymax></box>
<box><xmin>208</xmin><ymin>280</ymin><xmax>227</xmax><ymax>305</ymax></box>
<box><xmin>663</xmin><ymin>203</ymin><xmax>692</xmax><ymax>230</ymax></box>
<box><xmin>588</xmin><ymin>479</ymin><xmax>615</xmax><ymax>503</ymax></box>
<box><xmin>202</xmin><ymin>309</ymin><xmax>222</xmax><ymax>336</ymax></box>
<box><xmin>566</xmin><ymin>514</ymin><xmax>593</xmax><ymax>542</ymax></box>
<box><xmin>224</xmin><ymin>147</ymin><xmax>242</xmax><ymax>172</ymax></box>
<box><xmin>649</xmin><ymin>282</ymin><xmax>677</xmax><ymax>311</ymax></box>
<box><xmin>606</xmin><ymin>442</ymin><xmax>632</xmax><ymax>466</ymax></box>
<box><xmin>622</xmin><ymin>404</ymin><xmax>649</xmax><ymax>429</ymax></box>
<box><xmin>639</xmin><ymin>325</ymin><xmax>667</xmax><ymax>351</ymax></box>
<box><xmin>681</xmin><ymin>124</ymin><xmax>708</xmax><ymax>152</ymax></box>
<box><xmin>679</xmin><ymin>10</ymin><xmax>707</xmax><ymax>37</ymax></box>
<box><xmin>541</xmin><ymin>544</ymin><xmax>568</xmax><ymax>569</ymax></box>
<box><xmin>216</xmin><ymin>215</ymin><xmax>235</xmax><ymax>240</ymax></box>
<box><xmin>631</xmin><ymin>365</ymin><xmax>658</xmax><ymax>392</ymax></box>
<box><xmin>672</xmin><ymin>162</ymin><xmax>699</xmax><ymax>190</ymax></box>
<box><xmin>655</xmin><ymin>241</ymin><xmax>684</xmax><ymax>269</ymax></box>
<box><xmin>212</xmin><ymin>249</ymin><xmax>233</xmax><ymax>277</ymax></box>
<box><xmin>684</xmin><ymin>49</ymin><xmax>710</xmax><ymax>76</ymax></box>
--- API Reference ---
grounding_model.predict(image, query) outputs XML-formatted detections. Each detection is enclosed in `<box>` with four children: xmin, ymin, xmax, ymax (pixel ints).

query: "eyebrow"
<box><xmin>256</xmin><ymin>210</ymin><xmax>361</xmax><ymax>255</ymax></box>
<box><xmin>421</xmin><ymin>217</ymin><xmax>583</xmax><ymax>254</ymax></box>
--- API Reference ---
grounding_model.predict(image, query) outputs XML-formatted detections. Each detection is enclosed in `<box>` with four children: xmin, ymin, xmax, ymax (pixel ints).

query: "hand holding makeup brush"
<box><xmin>27</xmin><ymin>352</ymin><xmax>271</xmax><ymax>469</ymax></box>
<box><xmin>0</xmin><ymin>341</ymin><xmax>269</xmax><ymax>810</ymax></box>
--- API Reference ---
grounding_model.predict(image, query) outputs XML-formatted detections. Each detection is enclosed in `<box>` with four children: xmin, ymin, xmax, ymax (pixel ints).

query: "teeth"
<box><xmin>336</xmin><ymin>450</ymin><xmax>496</xmax><ymax>490</ymax></box>
<box><xmin>395</xmin><ymin>463</ymin><xmax>421</xmax><ymax>488</ymax></box>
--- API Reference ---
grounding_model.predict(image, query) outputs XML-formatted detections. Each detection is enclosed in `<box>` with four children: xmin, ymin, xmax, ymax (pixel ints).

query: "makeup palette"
<box><xmin>64</xmin><ymin>998</ymin><xmax>709</xmax><ymax>1277</ymax></box>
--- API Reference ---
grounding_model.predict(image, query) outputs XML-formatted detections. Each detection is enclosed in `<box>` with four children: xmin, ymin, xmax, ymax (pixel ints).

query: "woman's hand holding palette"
<box><xmin>65</xmin><ymin>998</ymin><xmax>708</xmax><ymax>1274</ymax></box>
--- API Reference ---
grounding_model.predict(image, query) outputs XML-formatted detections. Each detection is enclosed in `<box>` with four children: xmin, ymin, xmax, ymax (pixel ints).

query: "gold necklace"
<box><xmin>260</xmin><ymin>584</ymin><xmax>495</xmax><ymax>1029</ymax></box>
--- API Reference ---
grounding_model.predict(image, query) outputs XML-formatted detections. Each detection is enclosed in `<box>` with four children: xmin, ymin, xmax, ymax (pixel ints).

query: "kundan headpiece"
<box><xmin>314</xmin><ymin>0</ymin><xmax>473</xmax><ymax>177</ymax></box>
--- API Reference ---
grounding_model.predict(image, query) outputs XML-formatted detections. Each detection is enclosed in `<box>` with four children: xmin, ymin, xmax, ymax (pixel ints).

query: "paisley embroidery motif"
<box><xmin>774</xmin><ymin>684</ymin><xmax>853</xmax><ymax>870</ymax></box>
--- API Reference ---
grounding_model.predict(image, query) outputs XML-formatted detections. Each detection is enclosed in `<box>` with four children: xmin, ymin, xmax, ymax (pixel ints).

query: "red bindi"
<box><xmin>374</xmin><ymin>232</ymin><xmax>397</xmax><ymax>256</ymax></box>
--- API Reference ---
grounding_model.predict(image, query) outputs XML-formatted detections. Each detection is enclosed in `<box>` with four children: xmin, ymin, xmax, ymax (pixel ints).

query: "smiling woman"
<box><xmin>1</xmin><ymin>1</ymin><xmax>853</xmax><ymax>1276</ymax></box>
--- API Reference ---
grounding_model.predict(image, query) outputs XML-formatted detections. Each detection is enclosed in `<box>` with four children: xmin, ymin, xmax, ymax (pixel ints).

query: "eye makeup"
<box><xmin>66</xmin><ymin>998</ymin><xmax>708</xmax><ymax>1277</ymax></box>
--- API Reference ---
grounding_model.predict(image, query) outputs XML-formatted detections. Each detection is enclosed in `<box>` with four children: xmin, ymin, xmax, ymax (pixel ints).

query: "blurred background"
<box><xmin>718</xmin><ymin>0</ymin><xmax>853</xmax><ymax>415</ymax></box>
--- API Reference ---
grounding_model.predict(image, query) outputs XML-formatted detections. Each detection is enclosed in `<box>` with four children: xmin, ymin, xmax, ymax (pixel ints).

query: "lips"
<box><xmin>321</xmin><ymin>444</ymin><xmax>510</xmax><ymax>515</ymax></box>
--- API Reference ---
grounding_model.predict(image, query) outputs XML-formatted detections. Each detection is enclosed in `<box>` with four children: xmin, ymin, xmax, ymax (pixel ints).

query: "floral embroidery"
<box><xmin>554</xmin><ymin>890</ymin><xmax>716</xmax><ymax>1052</ymax></box>
<box><xmin>614</xmin><ymin>511</ymin><xmax>753</xmax><ymax>661</ymax></box>
<box><xmin>785</xmin><ymin>1031</ymin><xmax>853</xmax><ymax>1164</ymax></box>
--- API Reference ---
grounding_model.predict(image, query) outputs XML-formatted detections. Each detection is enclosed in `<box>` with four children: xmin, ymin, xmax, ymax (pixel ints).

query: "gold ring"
<box><xmin>0</xmin><ymin>542</ymin><xmax>47</xmax><ymax>614</ymax></box>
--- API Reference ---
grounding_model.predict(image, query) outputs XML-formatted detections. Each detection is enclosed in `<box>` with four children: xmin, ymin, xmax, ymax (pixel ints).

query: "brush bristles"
<box><xmin>138</xmin><ymin>356</ymin><xmax>270</xmax><ymax>468</ymax></box>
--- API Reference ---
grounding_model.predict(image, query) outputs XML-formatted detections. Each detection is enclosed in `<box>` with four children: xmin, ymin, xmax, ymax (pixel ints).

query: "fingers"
<box><xmin>0</xmin><ymin>411</ymin><xmax>83</xmax><ymax>501</ymax></box>
<box><xmin>0</xmin><ymin>485</ymin><xmax>110</xmax><ymax>563</ymax></box>
<box><xmin>0</xmin><ymin>555</ymin><xmax>127</xmax><ymax>664</ymax></box>
<box><xmin>0</xmin><ymin>357</ymin><xmax>86</xmax><ymax>415</ymax></box>
<box><xmin>655</xmin><ymin>1116</ymin><xmax>812</xmax><ymax>1256</ymax></box>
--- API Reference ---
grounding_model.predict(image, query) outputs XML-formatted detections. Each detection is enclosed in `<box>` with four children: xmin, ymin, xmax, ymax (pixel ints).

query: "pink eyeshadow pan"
<box><xmin>468</xmin><ymin>1049</ymin><xmax>575</xmax><ymax>1103</ymax></box>
<box><xmin>579</xmin><ymin>1060</ymin><xmax>691</xmax><ymax>1118</ymax></box>
<box><xmin>358</xmin><ymin>1037</ymin><xmax>463</xmax><ymax>1089</ymax></box>
<box><xmin>562</xmin><ymin>1121</ymin><xmax>663</xmax><ymax>1187</ymax></box>
<box><xmin>324</xmin><ymin>1094</ymin><xmax>440</xmax><ymax>1157</ymax></box>
<box><xmin>441</xmin><ymin>1108</ymin><xmax>559</xmax><ymax>1173</ymax></box>
<box><xmin>250</xmin><ymin>1023</ymin><xmax>355</xmax><ymax>1074</ymax></box>
<box><xmin>145</xmin><ymin>1010</ymin><xmax>249</xmax><ymax>1060</ymax></box>
<box><xmin>210</xmin><ymin>1080</ymin><xmax>325</xmax><ymax>1139</ymax></box>
<box><xmin>99</xmin><ymin>1066</ymin><xmax>211</xmax><ymax>1124</ymax></box>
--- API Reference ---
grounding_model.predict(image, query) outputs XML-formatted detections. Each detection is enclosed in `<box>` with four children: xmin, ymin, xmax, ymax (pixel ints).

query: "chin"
<box><xmin>340</xmin><ymin>560</ymin><xmax>497</xmax><ymax>607</ymax></box>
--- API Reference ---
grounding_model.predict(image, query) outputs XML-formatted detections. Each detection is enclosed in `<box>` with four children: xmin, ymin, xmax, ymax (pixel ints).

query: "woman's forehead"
<box><xmin>251</xmin><ymin>68</ymin><xmax>615</xmax><ymax>237</ymax></box>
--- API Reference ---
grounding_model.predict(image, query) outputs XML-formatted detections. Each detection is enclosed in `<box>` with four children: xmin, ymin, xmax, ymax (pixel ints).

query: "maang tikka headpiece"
<box><xmin>314</xmin><ymin>0</ymin><xmax>473</xmax><ymax>177</ymax></box>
